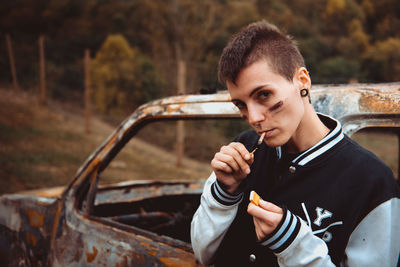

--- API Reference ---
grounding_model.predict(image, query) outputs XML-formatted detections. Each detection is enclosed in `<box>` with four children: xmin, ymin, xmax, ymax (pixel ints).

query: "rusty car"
<box><xmin>0</xmin><ymin>82</ymin><xmax>399</xmax><ymax>266</ymax></box>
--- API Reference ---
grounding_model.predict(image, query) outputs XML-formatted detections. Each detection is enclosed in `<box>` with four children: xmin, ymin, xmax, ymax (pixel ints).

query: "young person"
<box><xmin>190</xmin><ymin>20</ymin><xmax>400</xmax><ymax>266</ymax></box>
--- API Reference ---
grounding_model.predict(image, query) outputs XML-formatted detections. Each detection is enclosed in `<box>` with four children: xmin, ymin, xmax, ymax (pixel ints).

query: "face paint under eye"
<box><xmin>269</xmin><ymin>100</ymin><xmax>283</xmax><ymax>112</ymax></box>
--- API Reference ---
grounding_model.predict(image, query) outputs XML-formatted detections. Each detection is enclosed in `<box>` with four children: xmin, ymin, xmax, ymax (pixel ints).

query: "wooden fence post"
<box><xmin>176</xmin><ymin>59</ymin><xmax>186</xmax><ymax>167</ymax></box>
<box><xmin>5</xmin><ymin>34</ymin><xmax>19</xmax><ymax>91</ymax></box>
<box><xmin>39</xmin><ymin>35</ymin><xmax>47</xmax><ymax>105</ymax></box>
<box><xmin>84</xmin><ymin>49</ymin><xmax>91</xmax><ymax>134</ymax></box>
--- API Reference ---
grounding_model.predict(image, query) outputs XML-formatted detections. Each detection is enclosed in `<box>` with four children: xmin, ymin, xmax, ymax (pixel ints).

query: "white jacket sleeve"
<box><xmin>343</xmin><ymin>198</ymin><xmax>400</xmax><ymax>266</ymax></box>
<box><xmin>190</xmin><ymin>172</ymin><xmax>243</xmax><ymax>265</ymax></box>
<box><xmin>258</xmin><ymin>208</ymin><xmax>335</xmax><ymax>267</ymax></box>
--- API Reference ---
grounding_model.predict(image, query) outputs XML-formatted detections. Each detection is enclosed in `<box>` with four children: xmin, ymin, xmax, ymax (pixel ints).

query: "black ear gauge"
<box><xmin>300</xmin><ymin>88</ymin><xmax>312</xmax><ymax>104</ymax></box>
<box><xmin>300</xmin><ymin>88</ymin><xmax>309</xmax><ymax>97</ymax></box>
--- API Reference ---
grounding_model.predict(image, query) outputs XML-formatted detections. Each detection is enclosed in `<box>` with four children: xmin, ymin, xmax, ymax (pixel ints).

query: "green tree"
<box><xmin>337</xmin><ymin>19</ymin><xmax>370</xmax><ymax>60</ymax></box>
<box><xmin>316</xmin><ymin>57</ymin><xmax>360</xmax><ymax>84</ymax></box>
<box><xmin>363</xmin><ymin>38</ymin><xmax>400</xmax><ymax>82</ymax></box>
<box><xmin>127</xmin><ymin>0</ymin><xmax>259</xmax><ymax>94</ymax></box>
<box><xmin>91</xmin><ymin>34</ymin><xmax>162</xmax><ymax>115</ymax></box>
<box><xmin>325</xmin><ymin>0</ymin><xmax>346</xmax><ymax>16</ymax></box>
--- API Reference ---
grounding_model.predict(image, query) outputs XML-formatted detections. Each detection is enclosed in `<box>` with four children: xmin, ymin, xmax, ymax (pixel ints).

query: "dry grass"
<box><xmin>0</xmin><ymin>88</ymin><xmax>212</xmax><ymax>194</ymax></box>
<box><xmin>0</xmin><ymin>88</ymin><xmax>110</xmax><ymax>193</ymax></box>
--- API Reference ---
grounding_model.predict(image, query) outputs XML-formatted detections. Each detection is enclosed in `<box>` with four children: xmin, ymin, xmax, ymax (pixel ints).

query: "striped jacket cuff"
<box><xmin>259</xmin><ymin>209</ymin><xmax>301</xmax><ymax>253</ymax></box>
<box><xmin>210</xmin><ymin>180</ymin><xmax>243</xmax><ymax>206</ymax></box>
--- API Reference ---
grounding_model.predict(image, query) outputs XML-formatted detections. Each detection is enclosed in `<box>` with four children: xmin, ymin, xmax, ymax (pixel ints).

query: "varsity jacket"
<box><xmin>191</xmin><ymin>113</ymin><xmax>400</xmax><ymax>266</ymax></box>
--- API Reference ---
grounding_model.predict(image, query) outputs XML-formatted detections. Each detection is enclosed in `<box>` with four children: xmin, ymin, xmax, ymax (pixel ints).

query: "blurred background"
<box><xmin>0</xmin><ymin>0</ymin><xmax>399</xmax><ymax>193</ymax></box>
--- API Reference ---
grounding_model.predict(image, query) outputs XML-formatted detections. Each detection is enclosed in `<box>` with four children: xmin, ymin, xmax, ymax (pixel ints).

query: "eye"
<box><xmin>257</xmin><ymin>90</ymin><xmax>270</xmax><ymax>100</ymax></box>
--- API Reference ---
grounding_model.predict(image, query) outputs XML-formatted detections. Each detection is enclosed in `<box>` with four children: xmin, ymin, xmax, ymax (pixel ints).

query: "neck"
<box><xmin>286</xmin><ymin>106</ymin><xmax>330</xmax><ymax>153</ymax></box>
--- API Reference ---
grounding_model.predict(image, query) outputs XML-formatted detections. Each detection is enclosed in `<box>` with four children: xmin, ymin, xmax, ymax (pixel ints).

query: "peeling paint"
<box><xmin>86</xmin><ymin>245</ymin><xmax>98</xmax><ymax>263</ymax></box>
<box><xmin>25</xmin><ymin>209</ymin><xmax>45</xmax><ymax>227</ymax></box>
<box><xmin>166</xmin><ymin>104</ymin><xmax>183</xmax><ymax>113</ymax></box>
<box><xmin>158</xmin><ymin>256</ymin><xmax>198</xmax><ymax>267</ymax></box>
<box><xmin>360</xmin><ymin>92</ymin><xmax>400</xmax><ymax>113</ymax></box>
<box><xmin>19</xmin><ymin>187</ymin><xmax>65</xmax><ymax>199</ymax></box>
<box><xmin>26</xmin><ymin>232</ymin><xmax>37</xmax><ymax>246</ymax></box>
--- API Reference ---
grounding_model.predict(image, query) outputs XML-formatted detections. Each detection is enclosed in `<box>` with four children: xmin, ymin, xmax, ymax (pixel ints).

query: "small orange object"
<box><xmin>250</xmin><ymin>191</ymin><xmax>261</xmax><ymax>206</ymax></box>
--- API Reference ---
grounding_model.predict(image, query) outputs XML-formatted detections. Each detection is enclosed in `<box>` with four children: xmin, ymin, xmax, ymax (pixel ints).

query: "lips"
<box><xmin>260</xmin><ymin>129</ymin><xmax>275</xmax><ymax>138</ymax></box>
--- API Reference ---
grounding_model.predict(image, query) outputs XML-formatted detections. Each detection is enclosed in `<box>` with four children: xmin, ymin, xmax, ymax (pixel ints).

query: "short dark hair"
<box><xmin>218</xmin><ymin>20</ymin><xmax>305</xmax><ymax>85</ymax></box>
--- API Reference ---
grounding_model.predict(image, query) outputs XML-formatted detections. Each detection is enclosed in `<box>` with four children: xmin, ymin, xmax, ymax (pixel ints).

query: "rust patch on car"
<box><xmin>26</xmin><ymin>232</ymin><xmax>37</xmax><ymax>246</ymax></box>
<box><xmin>166</xmin><ymin>104</ymin><xmax>183</xmax><ymax>113</ymax></box>
<box><xmin>138</xmin><ymin>238</ymin><xmax>159</xmax><ymax>258</ymax></box>
<box><xmin>147</xmin><ymin>250</ymin><xmax>157</xmax><ymax>257</ymax></box>
<box><xmin>50</xmin><ymin>200</ymin><xmax>64</xmax><ymax>249</ymax></box>
<box><xmin>158</xmin><ymin>256</ymin><xmax>198</xmax><ymax>267</ymax></box>
<box><xmin>19</xmin><ymin>186</ymin><xmax>65</xmax><ymax>198</ymax></box>
<box><xmin>73</xmin><ymin>248</ymin><xmax>81</xmax><ymax>261</ymax></box>
<box><xmin>359</xmin><ymin>92</ymin><xmax>399</xmax><ymax>113</ymax></box>
<box><xmin>86</xmin><ymin>245</ymin><xmax>98</xmax><ymax>263</ymax></box>
<box><xmin>139</xmin><ymin>240</ymin><xmax>156</xmax><ymax>253</ymax></box>
<box><xmin>25</xmin><ymin>209</ymin><xmax>44</xmax><ymax>227</ymax></box>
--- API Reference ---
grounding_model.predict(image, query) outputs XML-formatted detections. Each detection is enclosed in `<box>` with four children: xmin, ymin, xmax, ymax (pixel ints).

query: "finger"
<box><xmin>247</xmin><ymin>202</ymin><xmax>282</xmax><ymax>226</ymax></box>
<box><xmin>230</xmin><ymin>142</ymin><xmax>251</xmax><ymax>161</ymax></box>
<box><xmin>221</xmin><ymin>144</ymin><xmax>251</xmax><ymax>174</ymax></box>
<box><xmin>214</xmin><ymin>152</ymin><xmax>241</xmax><ymax>173</ymax></box>
<box><xmin>211</xmin><ymin>157</ymin><xmax>234</xmax><ymax>174</ymax></box>
<box><xmin>259</xmin><ymin>200</ymin><xmax>283</xmax><ymax>214</ymax></box>
<box><xmin>252</xmin><ymin>215</ymin><xmax>276</xmax><ymax>240</ymax></box>
<box><xmin>232</xmin><ymin>142</ymin><xmax>254</xmax><ymax>166</ymax></box>
<box><xmin>248</xmin><ymin>191</ymin><xmax>282</xmax><ymax>214</ymax></box>
<box><xmin>252</xmin><ymin>216</ymin><xmax>268</xmax><ymax>240</ymax></box>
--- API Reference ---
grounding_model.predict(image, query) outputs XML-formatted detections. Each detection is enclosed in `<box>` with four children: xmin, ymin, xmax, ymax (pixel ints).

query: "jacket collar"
<box><xmin>276</xmin><ymin>113</ymin><xmax>344</xmax><ymax>166</ymax></box>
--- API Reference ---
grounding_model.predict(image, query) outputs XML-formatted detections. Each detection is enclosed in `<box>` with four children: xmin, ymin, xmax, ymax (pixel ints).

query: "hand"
<box><xmin>247</xmin><ymin>199</ymin><xmax>283</xmax><ymax>241</ymax></box>
<box><xmin>211</xmin><ymin>142</ymin><xmax>253</xmax><ymax>194</ymax></box>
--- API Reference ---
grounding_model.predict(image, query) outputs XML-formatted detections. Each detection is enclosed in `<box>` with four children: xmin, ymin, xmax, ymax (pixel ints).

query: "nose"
<box><xmin>246</xmin><ymin>103</ymin><xmax>265</xmax><ymax>127</ymax></box>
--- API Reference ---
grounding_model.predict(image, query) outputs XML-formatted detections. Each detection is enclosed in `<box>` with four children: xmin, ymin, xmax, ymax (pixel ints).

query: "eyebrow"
<box><xmin>249</xmin><ymin>86</ymin><xmax>265</xmax><ymax>97</ymax></box>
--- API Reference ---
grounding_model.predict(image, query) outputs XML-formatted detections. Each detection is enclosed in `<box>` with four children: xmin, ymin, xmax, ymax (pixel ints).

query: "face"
<box><xmin>227</xmin><ymin>60</ymin><xmax>306</xmax><ymax>148</ymax></box>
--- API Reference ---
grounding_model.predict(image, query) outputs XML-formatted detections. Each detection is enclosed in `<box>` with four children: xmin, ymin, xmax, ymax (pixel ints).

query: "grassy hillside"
<box><xmin>0</xmin><ymin>88</ymin><xmax>212</xmax><ymax>194</ymax></box>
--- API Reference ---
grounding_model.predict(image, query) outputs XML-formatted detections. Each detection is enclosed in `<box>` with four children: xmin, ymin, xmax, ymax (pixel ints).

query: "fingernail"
<box><xmin>245</xmin><ymin>154</ymin><xmax>250</xmax><ymax>160</ymax></box>
<box><xmin>245</xmin><ymin>168</ymin><xmax>250</xmax><ymax>174</ymax></box>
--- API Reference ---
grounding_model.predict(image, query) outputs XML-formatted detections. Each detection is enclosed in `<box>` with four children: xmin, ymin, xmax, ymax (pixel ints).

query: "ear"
<box><xmin>294</xmin><ymin>67</ymin><xmax>311</xmax><ymax>89</ymax></box>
